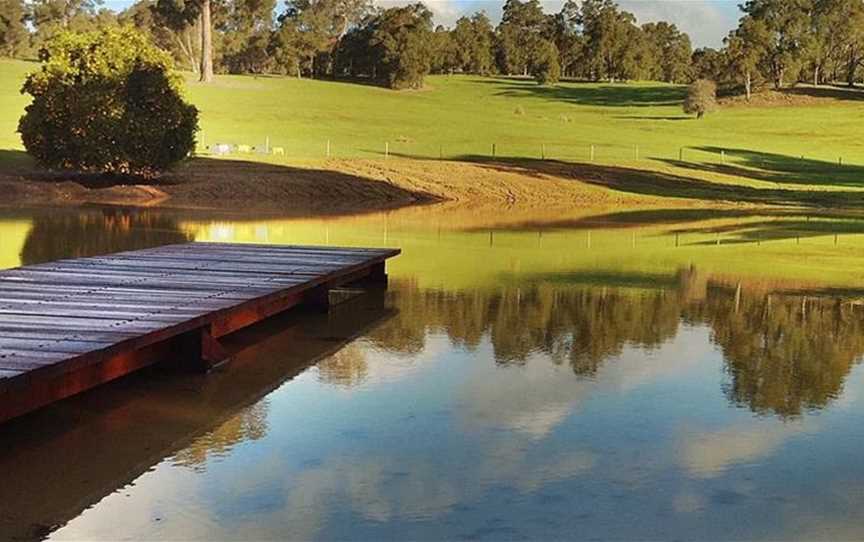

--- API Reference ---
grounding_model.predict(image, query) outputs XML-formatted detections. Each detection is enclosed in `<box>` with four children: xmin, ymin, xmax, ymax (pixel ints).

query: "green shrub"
<box><xmin>683</xmin><ymin>79</ymin><xmax>718</xmax><ymax>119</ymax></box>
<box><xmin>18</xmin><ymin>26</ymin><xmax>199</xmax><ymax>178</ymax></box>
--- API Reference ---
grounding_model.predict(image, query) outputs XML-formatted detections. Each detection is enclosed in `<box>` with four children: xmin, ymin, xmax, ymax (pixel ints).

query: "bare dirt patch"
<box><xmin>1</xmin><ymin>156</ymin><xmax>669</xmax><ymax>212</ymax></box>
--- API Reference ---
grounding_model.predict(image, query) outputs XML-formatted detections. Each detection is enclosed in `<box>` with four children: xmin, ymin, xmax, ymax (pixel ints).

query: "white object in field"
<box><xmin>213</xmin><ymin>143</ymin><xmax>232</xmax><ymax>155</ymax></box>
<box><xmin>237</xmin><ymin>144</ymin><xmax>253</xmax><ymax>153</ymax></box>
<box><xmin>272</xmin><ymin>147</ymin><xmax>285</xmax><ymax>156</ymax></box>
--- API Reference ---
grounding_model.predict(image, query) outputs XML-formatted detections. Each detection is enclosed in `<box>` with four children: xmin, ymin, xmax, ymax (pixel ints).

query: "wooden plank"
<box><xmin>0</xmin><ymin>299</ymin><xmax>242</xmax><ymax>317</ymax></box>
<box><xmin>0</xmin><ymin>338</ymin><xmax>115</xmax><ymax>352</ymax></box>
<box><xmin>0</xmin><ymin>286</ymin><xmax>258</xmax><ymax>302</ymax></box>
<box><xmin>0</xmin><ymin>369</ymin><xmax>20</xmax><ymax>379</ymax></box>
<box><xmin>0</xmin><ymin>276</ymin><xmax>283</xmax><ymax>296</ymax></box>
<box><xmin>0</xmin><ymin>329</ymin><xmax>142</xmax><ymax>342</ymax></box>
<box><xmin>49</xmin><ymin>258</ymin><xmax>348</xmax><ymax>276</ymax></box>
<box><xmin>179</xmin><ymin>244</ymin><xmax>398</xmax><ymax>258</ymax></box>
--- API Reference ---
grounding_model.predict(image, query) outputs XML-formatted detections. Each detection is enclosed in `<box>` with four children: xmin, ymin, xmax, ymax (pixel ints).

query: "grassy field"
<box><xmin>4</xmin><ymin>57</ymin><xmax>864</xmax><ymax>205</ymax></box>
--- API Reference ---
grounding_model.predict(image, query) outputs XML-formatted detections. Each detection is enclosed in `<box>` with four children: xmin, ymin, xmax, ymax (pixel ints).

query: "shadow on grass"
<box><xmin>615</xmin><ymin>115</ymin><xmax>692</xmax><ymax>121</ymax></box>
<box><xmin>659</xmin><ymin>147</ymin><xmax>864</xmax><ymax>187</ymax></box>
<box><xmin>475</xmin><ymin>77</ymin><xmax>687</xmax><ymax>107</ymax></box>
<box><xmin>784</xmin><ymin>85</ymin><xmax>864</xmax><ymax>101</ymax></box>
<box><xmin>387</xmin><ymin>152</ymin><xmax>864</xmax><ymax>209</ymax></box>
<box><xmin>1</xmin><ymin>151</ymin><xmax>441</xmax><ymax>213</ymax></box>
<box><xmin>0</xmin><ymin>148</ymin><xmax>33</xmax><ymax>171</ymax></box>
<box><xmin>0</xmin><ymin>148</ymin><xmax>182</xmax><ymax>188</ymax></box>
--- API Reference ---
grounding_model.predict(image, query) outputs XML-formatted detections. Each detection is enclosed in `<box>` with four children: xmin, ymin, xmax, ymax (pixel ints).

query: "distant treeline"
<box><xmin>3</xmin><ymin>0</ymin><xmax>864</xmax><ymax>93</ymax></box>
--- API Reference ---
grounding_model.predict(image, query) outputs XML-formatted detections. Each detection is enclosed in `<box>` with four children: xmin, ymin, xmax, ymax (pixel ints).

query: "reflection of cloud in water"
<box><xmin>457</xmin><ymin>350</ymin><xmax>581</xmax><ymax>439</ymax></box>
<box><xmin>317</xmin><ymin>335</ymin><xmax>450</xmax><ymax>390</ymax></box>
<box><xmin>268</xmin><ymin>447</ymin><xmax>594</xmax><ymax>540</ymax></box>
<box><xmin>457</xmin><ymin>328</ymin><xmax>711</xmax><ymax>439</ymax></box>
<box><xmin>680</xmin><ymin>420</ymin><xmax>814</xmax><ymax>479</ymax></box>
<box><xmin>49</xmin><ymin>463</ymin><xmax>216</xmax><ymax>541</ymax></box>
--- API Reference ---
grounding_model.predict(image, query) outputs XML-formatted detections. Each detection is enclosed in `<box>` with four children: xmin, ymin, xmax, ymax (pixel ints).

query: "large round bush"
<box><xmin>18</xmin><ymin>27</ymin><xmax>199</xmax><ymax>178</ymax></box>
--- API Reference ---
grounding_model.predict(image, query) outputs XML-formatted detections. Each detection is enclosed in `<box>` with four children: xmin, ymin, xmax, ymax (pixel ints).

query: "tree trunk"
<box><xmin>199</xmin><ymin>0</ymin><xmax>214</xmax><ymax>83</ymax></box>
<box><xmin>813</xmin><ymin>64</ymin><xmax>820</xmax><ymax>86</ymax></box>
<box><xmin>745</xmin><ymin>71</ymin><xmax>752</xmax><ymax>100</ymax></box>
<box><xmin>848</xmin><ymin>50</ymin><xmax>857</xmax><ymax>87</ymax></box>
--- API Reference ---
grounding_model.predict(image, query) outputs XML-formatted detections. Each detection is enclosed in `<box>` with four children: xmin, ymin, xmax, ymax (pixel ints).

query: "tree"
<box><xmin>370</xmin><ymin>4</ymin><xmax>434</xmax><ymax>89</ymax></box>
<box><xmin>429</xmin><ymin>24</ymin><xmax>457</xmax><ymax>74</ymax></box>
<box><xmin>739</xmin><ymin>0</ymin><xmax>810</xmax><ymax>89</ymax></box>
<box><xmin>642</xmin><ymin>21</ymin><xmax>692</xmax><ymax>83</ymax></box>
<box><xmin>683</xmin><ymin>79</ymin><xmax>717</xmax><ymax>119</ymax></box>
<box><xmin>691</xmin><ymin>47</ymin><xmax>726</xmax><ymax>83</ymax></box>
<box><xmin>547</xmin><ymin>0</ymin><xmax>582</xmax><ymax>77</ymax></box>
<box><xmin>278</xmin><ymin>0</ymin><xmax>372</xmax><ymax>77</ymax></box>
<box><xmin>122</xmin><ymin>0</ymin><xmax>198</xmax><ymax>73</ymax></box>
<box><xmin>452</xmin><ymin>12</ymin><xmax>495</xmax><ymax>75</ymax></box>
<box><xmin>30</xmin><ymin>0</ymin><xmax>101</xmax><ymax>33</ymax></box>
<box><xmin>581</xmin><ymin>0</ymin><xmax>644</xmax><ymax>82</ymax></box>
<box><xmin>531</xmin><ymin>39</ymin><xmax>560</xmax><ymax>84</ymax></box>
<box><xmin>18</xmin><ymin>27</ymin><xmax>199</xmax><ymax>177</ymax></box>
<box><xmin>0</xmin><ymin>0</ymin><xmax>27</xmax><ymax>57</ymax></box>
<box><xmin>220</xmin><ymin>0</ymin><xmax>277</xmax><ymax>74</ymax></box>
<box><xmin>725</xmin><ymin>16</ymin><xmax>769</xmax><ymax>99</ymax></box>
<box><xmin>152</xmin><ymin>0</ymin><xmax>214</xmax><ymax>82</ymax></box>
<box><xmin>495</xmin><ymin>0</ymin><xmax>547</xmax><ymax>76</ymax></box>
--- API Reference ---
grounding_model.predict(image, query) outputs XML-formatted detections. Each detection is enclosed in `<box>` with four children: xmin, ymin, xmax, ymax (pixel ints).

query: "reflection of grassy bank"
<box><xmin>180</xmin><ymin>206</ymin><xmax>864</xmax><ymax>292</ymax></box>
<box><xmin>7</xmin><ymin>205</ymin><xmax>864</xmax><ymax>291</ymax></box>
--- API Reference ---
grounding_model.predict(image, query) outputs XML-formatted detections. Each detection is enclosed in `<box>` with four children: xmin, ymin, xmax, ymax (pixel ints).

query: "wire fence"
<box><xmin>195</xmin><ymin>136</ymin><xmax>864</xmax><ymax>171</ymax></box>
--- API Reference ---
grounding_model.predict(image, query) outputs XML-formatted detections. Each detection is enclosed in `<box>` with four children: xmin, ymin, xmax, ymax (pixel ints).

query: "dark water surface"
<box><xmin>3</xmin><ymin>205</ymin><xmax>864</xmax><ymax>541</ymax></box>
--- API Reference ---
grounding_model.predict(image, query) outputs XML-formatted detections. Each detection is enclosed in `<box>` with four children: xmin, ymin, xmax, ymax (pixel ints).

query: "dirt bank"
<box><xmin>0</xmin><ymin>156</ymin><xmax>675</xmax><ymax>212</ymax></box>
<box><xmin>5</xmin><ymin>154</ymin><xmax>851</xmax><ymax>213</ymax></box>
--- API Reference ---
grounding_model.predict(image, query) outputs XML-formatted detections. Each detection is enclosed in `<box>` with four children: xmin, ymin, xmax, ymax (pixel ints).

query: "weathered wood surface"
<box><xmin>0</xmin><ymin>242</ymin><xmax>399</xmax><ymax>422</ymax></box>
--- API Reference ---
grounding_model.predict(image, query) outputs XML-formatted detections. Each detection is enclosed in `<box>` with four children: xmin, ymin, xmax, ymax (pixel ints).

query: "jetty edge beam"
<box><xmin>0</xmin><ymin>242</ymin><xmax>400</xmax><ymax>423</ymax></box>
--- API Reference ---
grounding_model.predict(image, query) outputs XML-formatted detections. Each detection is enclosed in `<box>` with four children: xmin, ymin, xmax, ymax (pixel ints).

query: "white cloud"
<box><xmin>619</xmin><ymin>0</ymin><xmax>739</xmax><ymax>48</ymax></box>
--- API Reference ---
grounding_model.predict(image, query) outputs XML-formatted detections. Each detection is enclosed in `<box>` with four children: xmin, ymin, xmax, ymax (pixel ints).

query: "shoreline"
<box><xmin>1</xmin><ymin>155</ymin><xmax>860</xmax><ymax>214</ymax></box>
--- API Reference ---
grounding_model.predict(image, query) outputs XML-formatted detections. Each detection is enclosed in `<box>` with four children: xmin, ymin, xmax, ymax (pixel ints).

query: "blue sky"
<box><xmin>99</xmin><ymin>0</ymin><xmax>742</xmax><ymax>49</ymax></box>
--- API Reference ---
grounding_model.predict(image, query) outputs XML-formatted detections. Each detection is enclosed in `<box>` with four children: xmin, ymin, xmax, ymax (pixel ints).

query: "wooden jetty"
<box><xmin>0</xmin><ymin>242</ymin><xmax>400</xmax><ymax>423</ymax></box>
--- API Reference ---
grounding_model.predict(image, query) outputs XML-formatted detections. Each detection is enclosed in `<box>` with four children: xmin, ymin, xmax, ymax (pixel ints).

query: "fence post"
<box><xmin>721</xmin><ymin>150</ymin><xmax>725</xmax><ymax>163</ymax></box>
<box><xmin>634</xmin><ymin>145</ymin><xmax>639</xmax><ymax>160</ymax></box>
<box><xmin>679</xmin><ymin>148</ymin><xmax>684</xmax><ymax>161</ymax></box>
<box><xmin>385</xmin><ymin>142</ymin><xmax>389</xmax><ymax>159</ymax></box>
<box><xmin>590</xmin><ymin>145</ymin><xmax>595</xmax><ymax>161</ymax></box>
<box><xmin>439</xmin><ymin>144</ymin><xmax>443</xmax><ymax>160</ymax></box>
<box><xmin>541</xmin><ymin>144</ymin><xmax>546</xmax><ymax>160</ymax></box>
<box><xmin>492</xmin><ymin>143</ymin><xmax>496</xmax><ymax>158</ymax></box>
<box><xmin>326</xmin><ymin>140</ymin><xmax>331</xmax><ymax>158</ymax></box>
<box><xmin>265</xmin><ymin>136</ymin><xmax>270</xmax><ymax>154</ymax></box>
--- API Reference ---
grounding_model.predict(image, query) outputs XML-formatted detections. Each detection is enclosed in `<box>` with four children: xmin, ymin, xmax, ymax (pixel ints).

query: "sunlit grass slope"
<box><xmin>4</xmin><ymin>57</ymin><xmax>864</xmax><ymax>193</ymax></box>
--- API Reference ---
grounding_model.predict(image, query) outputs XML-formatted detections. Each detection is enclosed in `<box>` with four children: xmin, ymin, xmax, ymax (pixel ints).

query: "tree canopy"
<box><xmin>18</xmin><ymin>26</ymin><xmax>199</xmax><ymax>177</ymax></box>
<box><xmin>6</xmin><ymin>0</ymin><xmax>864</xmax><ymax>95</ymax></box>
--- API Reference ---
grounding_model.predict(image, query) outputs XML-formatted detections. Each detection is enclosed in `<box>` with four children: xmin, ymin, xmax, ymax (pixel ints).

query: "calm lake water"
<box><xmin>3</xmin><ymin>204</ymin><xmax>864</xmax><ymax>541</ymax></box>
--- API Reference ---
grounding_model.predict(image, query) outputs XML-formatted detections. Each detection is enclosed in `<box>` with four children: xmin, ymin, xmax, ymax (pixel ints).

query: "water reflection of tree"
<box><xmin>20</xmin><ymin>209</ymin><xmax>192</xmax><ymax>265</ymax></box>
<box><xmin>372</xmin><ymin>277</ymin><xmax>864</xmax><ymax>417</ymax></box>
<box><xmin>172</xmin><ymin>401</ymin><xmax>270</xmax><ymax>470</ymax></box>
<box><xmin>690</xmin><ymin>293</ymin><xmax>864</xmax><ymax>418</ymax></box>
<box><xmin>317</xmin><ymin>343</ymin><xmax>369</xmax><ymax>387</ymax></box>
